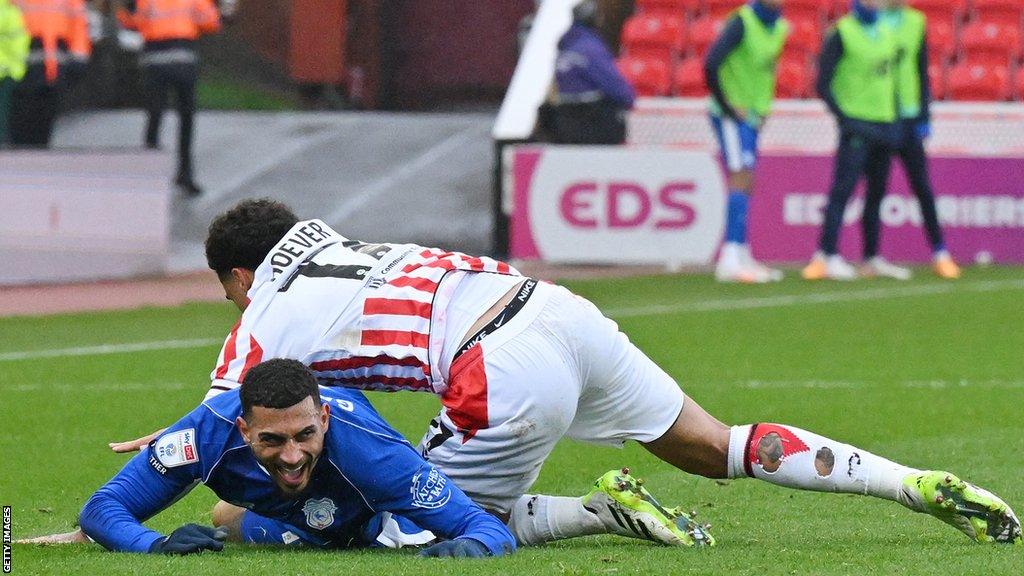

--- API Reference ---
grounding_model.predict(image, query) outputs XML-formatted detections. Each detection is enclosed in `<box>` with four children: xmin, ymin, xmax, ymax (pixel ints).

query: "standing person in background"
<box><xmin>551</xmin><ymin>0</ymin><xmax>635</xmax><ymax>144</ymax></box>
<box><xmin>8</xmin><ymin>0</ymin><xmax>90</xmax><ymax>147</ymax></box>
<box><xmin>704</xmin><ymin>0</ymin><xmax>789</xmax><ymax>283</ymax></box>
<box><xmin>803</xmin><ymin>0</ymin><xmax>897</xmax><ymax>281</ymax></box>
<box><xmin>0</xmin><ymin>0</ymin><xmax>29</xmax><ymax>146</ymax></box>
<box><xmin>861</xmin><ymin>0</ymin><xmax>959</xmax><ymax>280</ymax></box>
<box><xmin>117</xmin><ymin>0</ymin><xmax>222</xmax><ymax>197</ymax></box>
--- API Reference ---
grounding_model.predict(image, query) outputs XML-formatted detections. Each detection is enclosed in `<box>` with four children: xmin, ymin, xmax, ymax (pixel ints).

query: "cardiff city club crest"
<box><xmin>410</xmin><ymin>466</ymin><xmax>452</xmax><ymax>509</ymax></box>
<box><xmin>302</xmin><ymin>497</ymin><xmax>337</xmax><ymax>530</ymax></box>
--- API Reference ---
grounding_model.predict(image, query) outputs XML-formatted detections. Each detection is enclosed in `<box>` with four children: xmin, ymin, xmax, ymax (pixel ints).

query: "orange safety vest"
<box><xmin>117</xmin><ymin>0</ymin><xmax>220</xmax><ymax>43</ymax></box>
<box><xmin>11</xmin><ymin>0</ymin><xmax>89</xmax><ymax>82</ymax></box>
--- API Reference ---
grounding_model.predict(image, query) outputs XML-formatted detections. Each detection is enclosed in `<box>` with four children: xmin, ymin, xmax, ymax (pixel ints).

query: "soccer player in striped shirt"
<box><xmin>109</xmin><ymin>198</ymin><xmax>1020</xmax><ymax>547</ymax></box>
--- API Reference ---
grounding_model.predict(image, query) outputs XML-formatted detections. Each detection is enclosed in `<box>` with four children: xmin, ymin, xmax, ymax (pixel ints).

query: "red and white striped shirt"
<box><xmin>207</xmin><ymin>220</ymin><xmax>519</xmax><ymax>400</ymax></box>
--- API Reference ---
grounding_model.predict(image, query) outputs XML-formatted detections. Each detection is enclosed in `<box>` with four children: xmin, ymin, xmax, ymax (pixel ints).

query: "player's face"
<box><xmin>220</xmin><ymin>268</ymin><xmax>255</xmax><ymax>312</ymax></box>
<box><xmin>238</xmin><ymin>398</ymin><xmax>330</xmax><ymax>496</ymax></box>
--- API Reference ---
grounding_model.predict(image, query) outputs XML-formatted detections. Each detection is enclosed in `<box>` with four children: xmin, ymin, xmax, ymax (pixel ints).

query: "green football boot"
<box><xmin>901</xmin><ymin>470</ymin><xmax>1022</xmax><ymax>544</ymax></box>
<box><xmin>582</xmin><ymin>468</ymin><xmax>715</xmax><ymax>547</ymax></box>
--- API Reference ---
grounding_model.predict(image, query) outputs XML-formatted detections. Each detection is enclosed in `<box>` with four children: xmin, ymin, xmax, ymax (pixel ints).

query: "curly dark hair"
<box><xmin>240</xmin><ymin>359</ymin><xmax>321</xmax><ymax>419</ymax></box>
<box><xmin>204</xmin><ymin>199</ymin><xmax>299</xmax><ymax>276</ymax></box>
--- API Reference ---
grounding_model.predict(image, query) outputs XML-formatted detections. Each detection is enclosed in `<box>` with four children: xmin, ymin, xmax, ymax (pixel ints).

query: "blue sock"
<box><xmin>725</xmin><ymin>191</ymin><xmax>750</xmax><ymax>244</ymax></box>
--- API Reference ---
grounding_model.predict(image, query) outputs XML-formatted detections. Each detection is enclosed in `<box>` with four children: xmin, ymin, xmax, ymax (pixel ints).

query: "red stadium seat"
<box><xmin>776</xmin><ymin>59</ymin><xmax>813</xmax><ymax>98</ymax></box>
<box><xmin>1014</xmin><ymin>67</ymin><xmax>1024</xmax><ymax>100</ymax></box>
<box><xmin>621</xmin><ymin>13</ymin><xmax>688</xmax><ymax>64</ymax></box>
<box><xmin>959</xmin><ymin>20</ymin><xmax>1022</xmax><ymax>66</ymax></box>
<box><xmin>971</xmin><ymin>0</ymin><xmax>1024</xmax><ymax>27</ymax></box>
<box><xmin>911</xmin><ymin>0</ymin><xmax>968</xmax><ymax>28</ymax></box>
<box><xmin>672</xmin><ymin>56</ymin><xmax>709</xmax><ymax>96</ymax></box>
<box><xmin>688</xmin><ymin>15</ymin><xmax>726</xmax><ymax>58</ymax></box>
<box><xmin>928</xmin><ymin>62</ymin><xmax>946</xmax><ymax>100</ymax></box>
<box><xmin>786</xmin><ymin>0</ymin><xmax>831</xmax><ymax>26</ymax></box>
<box><xmin>636</xmin><ymin>0</ymin><xmax>702</xmax><ymax>18</ymax></box>
<box><xmin>704</xmin><ymin>0</ymin><xmax>744</xmax><ymax>19</ymax></box>
<box><xmin>786</xmin><ymin>18</ymin><xmax>823</xmax><ymax>55</ymax></box>
<box><xmin>926</xmin><ymin>20</ymin><xmax>957</xmax><ymax>65</ymax></box>
<box><xmin>616</xmin><ymin>55</ymin><xmax>672</xmax><ymax>97</ymax></box>
<box><xmin>945</xmin><ymin>62</ymin><xmax>1010</xmax><ymax>100</ymax></box>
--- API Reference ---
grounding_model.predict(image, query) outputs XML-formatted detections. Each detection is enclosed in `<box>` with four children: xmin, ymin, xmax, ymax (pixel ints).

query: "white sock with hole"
<box><xmin>726</xmin><ymin>424</ymin><xmax>918</xmax><ymax>505</ymax></box>
<box><xmin>507</xmin><ymin>494</ymin><xmax>606</xmax><ymax>545</ymax></box>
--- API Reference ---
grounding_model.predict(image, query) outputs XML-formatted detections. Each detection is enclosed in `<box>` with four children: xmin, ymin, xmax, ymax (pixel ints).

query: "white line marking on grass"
<box><xmin>0</xmin><ymin>338</ymin><xmax>222</xmax><ymax>362</ymax></box>
<box><xmin>735</xmin><ymin>379</ymin><xmax>1024</xmax><ymax>390</ymax></box>
<box><xmin>1</xmin><ymin>280</ymin><xmax>1020</xmax><ymax>362</ymax></box>
<box><xmin>4</xmin><ymin>381</ymin><xmax>192</xmax><ymax>392</ymax></box>
<box><xmin>604</xmin><ymin>279</ymin><xmax>1024</xmax><ymax>319</ymax></box>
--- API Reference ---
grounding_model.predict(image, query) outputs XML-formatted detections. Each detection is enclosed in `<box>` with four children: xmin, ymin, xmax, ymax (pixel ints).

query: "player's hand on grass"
<box><xmin>109</xmin><ymin>428</ymin><xmax>166</xmax><ymax>453</ymax></box>
<box><xmin>149</xmin><ymin>524</ymin><xmax>228</xmax><ymax>555</ymax></box>
<box><xmin>15</xmin><ymin>528</ymin><xmax>90</xmax><ymax>545</ymax></box>
<box><xmin>419</xmin><ymin>538</ymin><xmax>490</xmax><ymax>558</ymax></box>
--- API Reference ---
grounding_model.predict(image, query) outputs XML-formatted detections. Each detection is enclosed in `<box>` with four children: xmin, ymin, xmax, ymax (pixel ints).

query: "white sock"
<box><xmin>726</xmin><ymin>424</ymin><xmax>918</xmax><ymax>505</ymax></box>
<box><xmin>507</xmin><ymin>495</ymin><xmax>605</xmax><ymax>545</ymax></box>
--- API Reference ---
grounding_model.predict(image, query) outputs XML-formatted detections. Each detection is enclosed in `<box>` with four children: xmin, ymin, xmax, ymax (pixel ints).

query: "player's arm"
<box><xmin>333</xmin><ymin>423</ymin><xmax>515</xmax><ymax>556</ymax></box>
<box><xmin>815</xmin><ymin>29</ymin><xmax>845</xmax><ymax>121</ymax></box>
<box><xmin>703</xmin><ymin>16</ymin><xmax>745</xmax><ymax>122</ymax></box>
<box><xmin>81</xmin><ymin>419</ymin><xmax>222</xmax><ymax>553</ymax></box>
<box><xmin>917</xmin><ymin>31</ymin><xmax>931</xmax><ymax>126</ymax></box>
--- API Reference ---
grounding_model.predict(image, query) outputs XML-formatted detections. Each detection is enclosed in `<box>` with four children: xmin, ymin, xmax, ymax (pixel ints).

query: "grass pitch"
<box><xmin>2</xmin><ymin>267</ymin><xmax>1022</xmax><ymax>575</ymax></box>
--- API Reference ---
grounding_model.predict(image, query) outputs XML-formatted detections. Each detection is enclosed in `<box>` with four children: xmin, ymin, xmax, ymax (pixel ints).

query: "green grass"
<box><xmin>2</xmin><ymin>267</ymin><xmax>1023</xmax><ymax>575</ymax></box>
<box><xmin>197</xmin><ymin>77</ymin><xmax>297</xmax><ymax>111</ymax></box>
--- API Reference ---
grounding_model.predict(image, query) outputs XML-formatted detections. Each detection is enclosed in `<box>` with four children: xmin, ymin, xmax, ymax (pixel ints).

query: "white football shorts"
<box><xmin>416</xmin><ymin>280</ymin><xmax>686</xmax><ymax>514</ymax></box>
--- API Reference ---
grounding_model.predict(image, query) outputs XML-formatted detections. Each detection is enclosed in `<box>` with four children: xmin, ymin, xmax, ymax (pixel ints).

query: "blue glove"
<box><xmin>916</xmin><ymin>121</ymin><xmax>931</xmax><ymax>140</ymax></box>
<box><xmin>419</xmin><ymin>538</ymin><xmax>490</xmax><ymax>558</ymax></box>
<box><xmin>149</xmin><ymin>524</ymin><xmax>228</xmax><ymax>555</ymax></box>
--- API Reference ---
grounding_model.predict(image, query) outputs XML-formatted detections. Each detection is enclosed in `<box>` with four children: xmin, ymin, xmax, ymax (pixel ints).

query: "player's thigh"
<box><xmin>545</xmin><ymin>288</ymin><xmax>685</xmax><ymax>448</ymax></box>
<box><xmin>417</xmin><ymin>326</ymin><xmax>579</xmax><ymax>515</ymax></box>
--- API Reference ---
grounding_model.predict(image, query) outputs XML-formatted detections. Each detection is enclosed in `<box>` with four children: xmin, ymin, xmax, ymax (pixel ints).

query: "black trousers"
<box><xmin>143</xmin><ymin>61</ymin><xmax>198</xmax><ymax>180</ymax></box>
<box><xmin>8</xmin><ymin>64</ymin><xmax>64</xmax><ymax>148</ymax></box>
<box><xmin>819</xmin><ymin>123</ymin><xmax>894</xmax><ymax>256</ymax></box>
<box><xmin>862</xmin><ymin>120</ymin><xmax>945</xmax><ymax>259</ymax></box>
<box><xmin>551</xmin><ymin>100</ymin><xmax>627</xmax><ymax>145</ymax></box>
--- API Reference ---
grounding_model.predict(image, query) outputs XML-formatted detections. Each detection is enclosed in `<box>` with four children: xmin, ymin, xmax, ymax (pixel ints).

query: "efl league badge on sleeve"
<box><xmin>302</xmin><ymin>498</ymin><xmax>337</xmax><ymax>530</ymax></box>
<box><xmin>410</xmin><ymin>466</ymin><xmax>451</xmax><ymax>509</ymax></box>
<box><xmin>155</xmin><ymin>428</ymin><xmax>199</xmax><ymax>468</ymax></box>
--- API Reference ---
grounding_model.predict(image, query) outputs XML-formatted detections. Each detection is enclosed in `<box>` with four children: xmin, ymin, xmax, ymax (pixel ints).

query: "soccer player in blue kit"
<box><xmin>78</xmin><ymin>359</ymin><xmax>515</xmax><ymax>557</ymax></box>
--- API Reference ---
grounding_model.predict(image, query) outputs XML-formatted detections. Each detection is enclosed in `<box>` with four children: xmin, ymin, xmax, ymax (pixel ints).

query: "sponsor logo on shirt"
<box><xmin>302</xmin><ymin>497</ymin><xmax>337</xmax><ymax>530</ymax></box>
<box><xmin>154</xmin><ymin>428</ymin><xmax>199</xmax><ymax>469</ymax></box>
<box><xmin>410</xmin><ymin>467</ymin><xmax>451</xmax><ymax>510</ymax></box>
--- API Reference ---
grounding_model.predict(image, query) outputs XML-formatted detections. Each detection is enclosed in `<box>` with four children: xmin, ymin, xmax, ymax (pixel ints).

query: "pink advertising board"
<box><xmin>508</xmin><ymin>145</ymin><xmax>1024</xmax><ymax>265</ymax></box>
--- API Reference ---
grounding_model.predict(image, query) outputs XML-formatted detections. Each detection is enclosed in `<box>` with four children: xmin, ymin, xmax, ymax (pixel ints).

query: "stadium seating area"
<box><xmin>616</xmin><ymin>0</ymin><xmax>1024</xmax><ymax>101</ymax></box>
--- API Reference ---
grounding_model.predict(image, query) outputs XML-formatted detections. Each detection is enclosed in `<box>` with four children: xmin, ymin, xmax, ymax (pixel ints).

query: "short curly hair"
<box><xmin>205</xmin><ymin>198</ymin><xmax>299</xmax><ymax>276</ymax></box>
<box><xmin>240</xmin><ymin>359</ymin><xmax>321</xmax><ymax>420</ymax></box>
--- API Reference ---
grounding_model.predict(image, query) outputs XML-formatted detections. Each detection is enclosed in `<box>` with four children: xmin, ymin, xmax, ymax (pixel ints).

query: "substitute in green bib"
<box><xmin>857</xmin><ymin>0</ymin><xmax>960</xmax><ymax>280</ymax></box>
<box><xmin>0</xmin><ymin>0</ymin><xmax>29</xmax><ymax>146</ymax></box>
<box><xmin>704</xmin><ymin>0</ymin><xmax>788</xmax><ymax>283</ymax></box>
<box><xmin>803</xmin><ymin>0</ymin><xmax>898</xmax><ymax>281</ymax></box>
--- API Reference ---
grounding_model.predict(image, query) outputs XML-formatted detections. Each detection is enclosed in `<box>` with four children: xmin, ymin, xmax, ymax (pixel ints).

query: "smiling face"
<box><xmin>237</xmin><ymin>398</ymin><xmax>330</xmax><ymax>496</ymax></box>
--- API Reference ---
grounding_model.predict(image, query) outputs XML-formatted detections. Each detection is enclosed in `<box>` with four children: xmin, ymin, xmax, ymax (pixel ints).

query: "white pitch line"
<box><xmin>3</xmin><ymin>381</ymin><xmax>193</xmax><ymax>392</ymax></box>
<box><xmin>1</xmin><ymin>279</ymin><xmax>1021</xmax><ymax>362</ymax></box>
<box><xmin>603</xmin><ymin>278</ymin><xmax>1024</xmax><ymax>319</ymax></box>
<box><xmin>734</xmin><ymin>379</ymin><xmax>1024</xmax><ymax>390</ymax></box>
<box><xmin>0</xmin><ymin>338</ymin><xmax>222</xmax><ymax>362</ymax></box>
